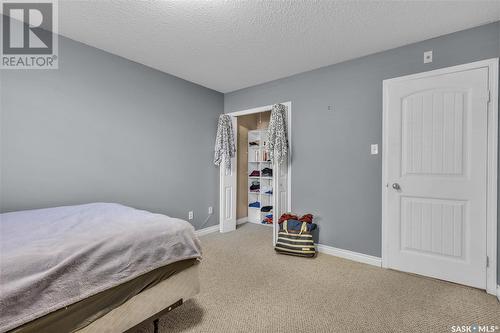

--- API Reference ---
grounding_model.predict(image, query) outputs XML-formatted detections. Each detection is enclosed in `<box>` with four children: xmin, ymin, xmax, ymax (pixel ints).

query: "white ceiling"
<box><xmin>57</xmin><ymin>1</ymin><xmax>500</xmax><ymax>92</ymax></box>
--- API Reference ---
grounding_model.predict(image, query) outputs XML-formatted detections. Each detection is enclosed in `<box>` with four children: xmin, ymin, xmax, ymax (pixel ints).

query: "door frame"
<box><xmin>220</xmin><ymin>101</ymin><xmax>292</xmax><ymax>244</ymax></box>
<box><xmin>381</xmin><ymin>58</ymin><xmax>498</xmax><ymax>295</ymax></box>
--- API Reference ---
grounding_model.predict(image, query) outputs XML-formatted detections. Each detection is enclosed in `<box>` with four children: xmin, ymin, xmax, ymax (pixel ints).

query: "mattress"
<box><xmin>0</xmin><ymin>203</ymin><xmax>202</xmax><ymax>332</ymax></box>
<box><xmin>9</xmin><ymin>259</ymin><xmax>199</xmax><ymax>333</ymax></box>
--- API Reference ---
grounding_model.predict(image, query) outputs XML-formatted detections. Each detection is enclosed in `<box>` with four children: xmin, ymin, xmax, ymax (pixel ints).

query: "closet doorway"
<box><xmin>219</xmin><ymin>102</ymin><xmax>291</xmax><ymax>246</ymax></box>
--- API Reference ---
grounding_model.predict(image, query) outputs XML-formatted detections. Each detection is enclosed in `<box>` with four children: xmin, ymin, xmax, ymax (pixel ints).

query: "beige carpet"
<box><xmin>136</xmin><ymin>223</ymin><xmax>499</xmax><ymax>333</ymax></box>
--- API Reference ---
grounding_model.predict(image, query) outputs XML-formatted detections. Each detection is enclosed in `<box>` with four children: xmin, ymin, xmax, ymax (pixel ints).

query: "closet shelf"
<box><xmin>247</xmin><ymin>128</ymin><xmax>273</xmax><ymax>225</ymax></box>
<box><xmin>248</xmin><ymin>207</ymin><xmax>273</xmax><ymax>213</ymax></box>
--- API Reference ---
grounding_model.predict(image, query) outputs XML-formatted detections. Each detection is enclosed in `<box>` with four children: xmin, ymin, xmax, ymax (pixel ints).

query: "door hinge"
<box><xmin>486</xmin><ymin>256</ymin><xmax>489</xmax><ymax>268</ymax></box>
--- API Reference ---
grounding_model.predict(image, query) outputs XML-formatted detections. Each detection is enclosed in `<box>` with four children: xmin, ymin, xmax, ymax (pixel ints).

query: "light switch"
<box><xmin>371</xmin><ymin>144</ymin><xmax>378</xmax><ymax>155</ymax></box>
<box><xmin>424</xmin><ymin>50</ymin><xmax>433</xmax><ymax>64</ymax></box>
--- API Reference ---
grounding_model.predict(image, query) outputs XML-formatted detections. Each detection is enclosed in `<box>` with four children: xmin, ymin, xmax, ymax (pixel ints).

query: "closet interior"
<box><xmin>236</xmin><ymin>111</ymin><xmax>273</xmax><ymax>226</ymax></box>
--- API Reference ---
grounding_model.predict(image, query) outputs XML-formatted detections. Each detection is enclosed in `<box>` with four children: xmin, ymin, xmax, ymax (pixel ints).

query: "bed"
<box><xmin>0</xmin><ymin>203</ymin><xmax>202</xmax><ymax>333</ymax></box>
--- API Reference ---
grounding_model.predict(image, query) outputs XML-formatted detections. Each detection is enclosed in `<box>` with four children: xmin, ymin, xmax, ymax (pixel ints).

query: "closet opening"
<box><xmin>219</xmin><ymin>102</ymin><xmax>291</xmax><ymax>245</ymax></box>
<box><xmin>237</xmin><ymin>111</ymin><xmax>273</xmax><ymax>227</ymax></box>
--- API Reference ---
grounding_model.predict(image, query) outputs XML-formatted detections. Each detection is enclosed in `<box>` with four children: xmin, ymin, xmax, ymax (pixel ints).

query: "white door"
<box><xmin>384</xmin><ymin>66</ymin><xmax>490</xmax><ymax>288</ymax></box>
<box><xmin>219</xmin><ymin>116</ymin><xmax>237</xmax><ymax>233</ymax></box>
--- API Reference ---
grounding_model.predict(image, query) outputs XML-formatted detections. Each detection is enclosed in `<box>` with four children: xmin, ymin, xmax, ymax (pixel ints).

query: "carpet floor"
<box><xmin>136</xmin><ymin>223</ymin><xmax>499</xmax><ymax>333</ymax></box>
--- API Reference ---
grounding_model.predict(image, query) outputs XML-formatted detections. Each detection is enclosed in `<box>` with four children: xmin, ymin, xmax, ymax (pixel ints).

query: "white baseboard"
<box><xmin>195</xmin><ymin>224</ymin><xmax>219</xmax><ymax>237</ymax></box>
<box><xmin>316</xmin><ymin>244</ymin><xmax>382</xmax><ymax>267</ymax></box>
<box><xmin>497</xmin><ymin>285</ymin><xmax>500</xmax><ymax>302</ymax></box>
<box><xmin>237</xmin><ymin>217</ymin><xmax>247</xmax><ymax>225</ymax></box>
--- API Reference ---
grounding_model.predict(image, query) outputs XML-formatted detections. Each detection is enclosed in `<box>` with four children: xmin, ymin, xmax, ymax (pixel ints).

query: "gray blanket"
<box><xmin>0</xmin><ymin>203</ymin><xmax>202</xmax><ymax>332</ymax></box>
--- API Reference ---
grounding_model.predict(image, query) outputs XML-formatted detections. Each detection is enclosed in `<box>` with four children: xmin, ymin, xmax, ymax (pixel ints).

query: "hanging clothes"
<box><xmin>266</xmin><ymin>104</ymin><xmax>288</xmax><ymax>165</ymax></box>
<box><xmin>213</xmin><ymin>114</ymin><xmax>236</xmax><ymax>170</ymax></box>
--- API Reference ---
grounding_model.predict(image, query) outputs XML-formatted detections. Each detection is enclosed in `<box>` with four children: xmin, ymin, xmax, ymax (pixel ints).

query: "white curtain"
<box><xmin>214</xmin><ymin>114</ymin><xmax>236</xmax><ymax>170</ymax></box>
<box><xmin>266</xmin><ymin>104</ymin><xmax>288</xmax><ymax>164</ymax></box>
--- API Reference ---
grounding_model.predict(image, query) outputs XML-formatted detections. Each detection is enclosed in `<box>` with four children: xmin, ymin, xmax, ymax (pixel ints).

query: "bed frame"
<box><xmin>76</xmin><ymin>263</ymin><xmax>200</xmax><ymax>333</ymax></box>
<box><xmin>124</xmin><ymin>299</ymin><xmax>184</xmax><ymax>333</ymax></box>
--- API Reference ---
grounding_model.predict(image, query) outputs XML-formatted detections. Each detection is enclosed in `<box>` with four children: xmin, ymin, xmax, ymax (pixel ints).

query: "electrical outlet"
<box><xmin>424</xmin><ymin>50</ymin><xmax>433</xmax><ymax>64</ymax></box>
<box><xmin>371</xmin><ymin>144</ymin><xmax>378</xmax><ymax>155</ymax></box>
<box><xmin>188</xmin><ymin>211</ymin><xmax>193</xmax><ymax>220</ymax></box>
<box><xmin>208</xmin><ymin>206</ymin><xmax>213</xmax><ymax>214</ymax></box>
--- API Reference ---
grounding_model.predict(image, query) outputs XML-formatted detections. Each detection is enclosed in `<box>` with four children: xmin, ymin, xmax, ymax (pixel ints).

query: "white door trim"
<box><xmin>382</xmin><ymin>58</ymin><xmax>498</xmax><ymax>295</ymax></box>
<box><xmin>221</xmin><ymin>101</ymin><xmax>292</xmax><ymax>243</ymax></box>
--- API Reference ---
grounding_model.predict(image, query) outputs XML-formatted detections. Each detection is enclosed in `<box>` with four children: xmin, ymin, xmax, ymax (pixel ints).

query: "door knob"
<box><xmin>392</xmin><ymin>183</ymin><xmax>401</xmax><ymax>190</ymax></box>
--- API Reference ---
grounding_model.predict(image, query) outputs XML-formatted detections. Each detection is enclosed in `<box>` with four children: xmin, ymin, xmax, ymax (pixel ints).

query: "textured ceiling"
<box><xmin>56</xmin><ymin>1</ymin><xmax>500</xmax><ymax>92</ymax></box>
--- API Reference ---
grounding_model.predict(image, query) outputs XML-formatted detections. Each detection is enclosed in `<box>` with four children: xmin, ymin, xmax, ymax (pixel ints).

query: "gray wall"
<box><xmin>225</xmin><ymin>22</ymin><xmax>500</xmax><ymax>281</ymax></box>
<box><xmin>0</xmin><ymin>34</ymin><xmax>223</xmax><ymax>229</ymax></box>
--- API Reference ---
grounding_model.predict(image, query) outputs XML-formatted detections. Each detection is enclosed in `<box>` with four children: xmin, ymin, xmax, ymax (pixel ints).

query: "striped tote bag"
<box><xmin>274</xmin><ymin>221</ymin><xmax>316</xmax><ymax>257</ymax></box>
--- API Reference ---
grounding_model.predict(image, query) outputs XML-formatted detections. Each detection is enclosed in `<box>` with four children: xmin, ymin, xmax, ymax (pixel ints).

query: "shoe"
<box><xmin>261</xmin><ymin>167</ymin><xmax>273</xmax><ymax>177</ymax></box>
<box><xmin>261</xmin><ymin>218</ymin><xmax>273</xmax><ymax>224</ymax></box>
<box><xmin>261</xmin><ymin>206</ymin><xmax>272</xmax><ymax>212</ymax></box>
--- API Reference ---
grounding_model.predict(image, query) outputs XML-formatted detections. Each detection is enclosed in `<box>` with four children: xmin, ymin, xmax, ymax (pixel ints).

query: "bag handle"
<box><xmin>299</xmin><ymin>222</ymin><xmax>308</xmax><ymax>235</ymax></box>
